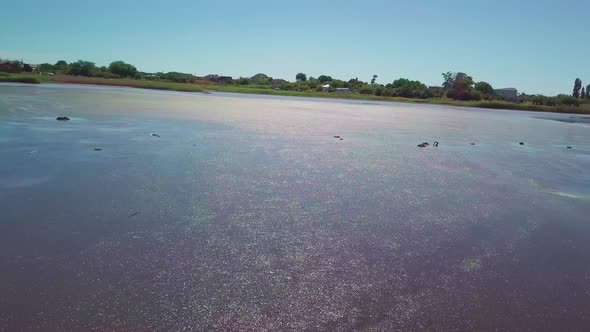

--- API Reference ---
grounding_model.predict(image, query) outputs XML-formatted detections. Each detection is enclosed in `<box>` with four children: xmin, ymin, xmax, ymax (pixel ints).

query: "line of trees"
<box><xmin>29</xmin><ymin>57</ymin><xmax>587</xmax><ymax>107</ymax></box>
<box><xmin>239</xmin><ymin>71</ymin><xmax>586</xmax><ymax>107</ymax></box>
<box><xmin>572</xmin><ymin>78</ymin><xmax>590</xmax><ymax>100</ymax></box>
<box><xmin>36</xmin><ymin>60</ymin><xmax>201</xmax><ymax>83</ymax></box>
<box><xmin>291</xmin><ymin>72</ymin><xmax>588</xmax><ymax>107</ymax></box>
<box><xmin>37</xmin><ymin>60</ymin><xmax>138</xmax><ymax>79</ymax></box>
<box><xmin>276</xmin><ymin>71</ymin><xmax>503</xmax><ymax>101</ymax></box>
<box><xmin>522</xmin><ymin>94</ymin><xmax>581</xmax><ymax>107</ymax></box>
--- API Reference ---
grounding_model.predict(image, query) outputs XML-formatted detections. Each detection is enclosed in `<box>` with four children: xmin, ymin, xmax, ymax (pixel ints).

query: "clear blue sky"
<box><xmin>1</xmin><ymin>0</ymin><xmax>588</xmax><ymax>95</ymax></box>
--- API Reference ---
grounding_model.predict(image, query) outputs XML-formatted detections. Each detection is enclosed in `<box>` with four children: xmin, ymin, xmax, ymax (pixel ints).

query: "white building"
<box><xmin>322</xmin><ymin>84</ymin><xmax>330</xmax><ymax>92</ymax></box>
<box><xmin>336</xmin><ymin>88</ymin><xmax>351</xmax><ymax>94</ymax></box>
<box><xmin>494</xmin><ymin>88</ymin><xmax>518</xmax><ymax>102</ymax></box>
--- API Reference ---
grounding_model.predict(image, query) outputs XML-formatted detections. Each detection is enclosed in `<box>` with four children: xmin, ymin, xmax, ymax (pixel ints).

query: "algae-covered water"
<box><xmin>1</xmin><ymin>83</ymin><xmax>590</xmax><ymax>330</ymax></box>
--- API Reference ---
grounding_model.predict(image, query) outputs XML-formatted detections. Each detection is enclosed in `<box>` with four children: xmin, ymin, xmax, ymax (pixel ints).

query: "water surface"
<box><xmin>1</xmin><ymin>83</ymin><xmax>590</xmax><ymax>330</ymax></box>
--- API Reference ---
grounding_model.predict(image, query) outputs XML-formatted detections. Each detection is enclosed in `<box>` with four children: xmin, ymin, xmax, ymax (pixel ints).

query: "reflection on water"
<box><xmin>536</xmin><ymin>115</ymin><xmax>590</xmax><ymax>125</ymax></box>
<box><xmin>1</xmin><ymin>83</ymin><xmax>590</xmax><ymax>330</ymax></box>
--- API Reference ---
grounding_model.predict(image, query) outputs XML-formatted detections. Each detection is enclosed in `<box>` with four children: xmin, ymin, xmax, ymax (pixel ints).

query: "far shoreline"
<box><xmin>2</xmin><ymin>74</ymin><xmax>589</xmax><ymax>115</ymax></box>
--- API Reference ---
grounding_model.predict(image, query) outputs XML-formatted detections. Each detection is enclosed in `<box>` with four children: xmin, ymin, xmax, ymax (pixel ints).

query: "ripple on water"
<box><xmin>1</xmin><ymin>175</ymin><xmax>53</xmax><ymax>189</ymax></box>
<box><xmin>529</xmin><ymin>179</ymin><xmax>590</xmax><ymax>200</ymax></box>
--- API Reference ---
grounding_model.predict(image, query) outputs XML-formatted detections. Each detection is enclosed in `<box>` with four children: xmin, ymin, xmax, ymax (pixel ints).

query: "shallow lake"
<box><xmin>1</xmin><ymin>83</ymin><xmax>590</xmax><ymax>330</ymax></box>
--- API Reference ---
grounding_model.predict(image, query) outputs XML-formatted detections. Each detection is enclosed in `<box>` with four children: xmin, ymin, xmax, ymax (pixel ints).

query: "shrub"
<box><xmin>532</xmin><ymin>95</ymin><xmax>544</xmax><ymax>105</ymax></box>
<box><xmin>470</xmin><ymin>90</ymin><xmax>482</xmax><ymax>101</ymax></box>
<box><xmin>359</xmin><ymin>85</ymin><xmax>373</xmax><ymax>95</ymax></box>
<box><xmin>446</xmin><ymin>88</ymin><xmax>474</xmax><ymax>101</ymax></box>
<box><xmin>94</xmin><ymin>71</ymin><xmax>120</xmax><ymax>79</ymax></box>
<box><xmin>416</xmin><ymin>89</ymin><xmax>434</xmax><ymax>99</ymax></box>
<box><xmin>430</xmin><ymin>88</ymin><xmax>445</xmax><ymax>98</ymax></box>
<box><xmin>374</xmin><ymin>86</ymin><xmax>385</xmax><ymax>96</ymax></box>
<box><xmin>544</xmin><ymin>97</ymin><xmax>557</xmax><ymax>106</ymax></box>
<box><xmin>557</xmin><ymin>94</ymin><xmax>580</xmax><ymax>106</ymax></box>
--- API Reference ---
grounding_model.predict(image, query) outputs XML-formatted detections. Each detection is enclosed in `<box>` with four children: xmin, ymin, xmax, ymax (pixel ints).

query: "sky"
<box><xmin>1</xmin><ymin>0</ymin><xmax>588</xmax><ymax>95</ymax></box>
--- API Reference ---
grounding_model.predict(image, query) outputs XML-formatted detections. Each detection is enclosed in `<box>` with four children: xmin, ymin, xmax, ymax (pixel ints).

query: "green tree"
<box><xmin>296</xmin><ymin>73</ymin><xmax>307</xmax><ymax>81</ymax></box>
<box><xmin>317</xmin><ymin>75</ymin><xmax>333</xmax><ymax>83</ymax></box>
<box><xmin>68</xmin><ymin>60</ymin><xmax>96</xmax><ymax>76</ymax></box>
<box><xmin>442</xmin><ymin>72</ymin><xmax>454</xmax><ymax>90</ymax></box>
<box><xmin>348</xmin><ymin>78</ymin><xmax>362</xmax><ymax>88</ymax></box>
<box><xmin>455</xmin><ymin>72</ymin><xmax>474</xmax><ymax>87</ymax></box>
<box><xmin>573</xmin><ymin>78</ymin><xmax>582</xmax><ymax>98</ymax></box>
<box><xmin>582</xmin><ymin>87</ymin><xmax>586</xmax><ymax>99</ymax></box>
<box><xmin>371</xmin><ymin>74</ymin><xmax>378</xmax><ymax>85</ymax></box>
<box><xmin>446</xmin><ymin>72</ymin><xmax>475</xmax><ymax>100</ymax></box>
<box><xmin>474</xmin><ymin>81</ymin><xmax>495</xmax><ymax>95</ymax></box>
<box><xmin>13</xmin><ymin>60</ymin><xmax>24</xmax><ymax>71</ymax></box>
<box><xmin>587</xmin><ymin>84</ymin><xmax>590</xmax><ymax>99</ymax></box>
<box><xmin>108</xmin><ymin>61</ymin><xmax>138</xmax><ymax>78</ymax></box>
<box><xmin>386</xmin><ymin>78</ymin><xmax>429</xmax><ymax>98</ymax></box>
<box><xmin>54</xmin><ymin>60</ymin><xmax>69</xmax><ymax>74</ymax></box>
<box><xmin>38</xmin><ymin>63</ymin><xmax>55</xmax><ymax>73</ymax></box>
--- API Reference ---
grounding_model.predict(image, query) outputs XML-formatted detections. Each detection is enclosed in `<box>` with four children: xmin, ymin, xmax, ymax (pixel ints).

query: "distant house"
<box><xmin>203</xmin><ymin>74</ymin><xmax>218</xmax><ymax>81</ymax></box>
<box><xmin>218</xmin><ymin>76</ymin><xmax>233</xmax><ymax>84</ymax></box>
<box><xmin>0</xmin><ymin>60</ymin><xmax>21</xmax><ymax>73</ymax></box>
<box><xmin>336</xmin><ymin>88</ymin><xmax>351</xmax><ymax>94</ymax></box>
<box><xmin>322</xmin><ymin>84</ymin><xmax>330</xmax><ymax>92</ymax></box>
<box><xmin>23</xmin><ymin>63</ymin><xmax>37</xmax><ymax>73</ymax></box>
<box><xmin>494</xmin><ymin>88</ymin><xmax>518</xmax><ymax>102</ymax></box>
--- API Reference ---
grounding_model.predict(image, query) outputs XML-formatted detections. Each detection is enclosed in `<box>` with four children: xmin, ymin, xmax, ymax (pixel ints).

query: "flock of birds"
<box><xmin>415</xmin><ymin>140</ymin><xmax>573</xmax><ymax>149</ymax></box>
<box><xmin>55</xmin><ymin>116</ymin><xmax>575</xmax><ymax>151</ymax></box>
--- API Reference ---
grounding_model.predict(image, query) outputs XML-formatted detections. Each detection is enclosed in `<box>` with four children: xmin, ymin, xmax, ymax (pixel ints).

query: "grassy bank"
<box><xmin>2</xmin><ymin>73</ymin><xmax>589</xmax><ymax>114</ymax></box>
<box><xmin>201</xmin><ymin>84</ymin><xmax>590</xmax><ymax>114</ymax></box>
<box><xmin>49</xmin><ymin>75</ymin><xmax>204</xmax><ymax>92</ymax></box>
<box><xmin>0</xmin><ymin>73</ymin><xmax>42</xmax><ymax>84</ymax></box>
